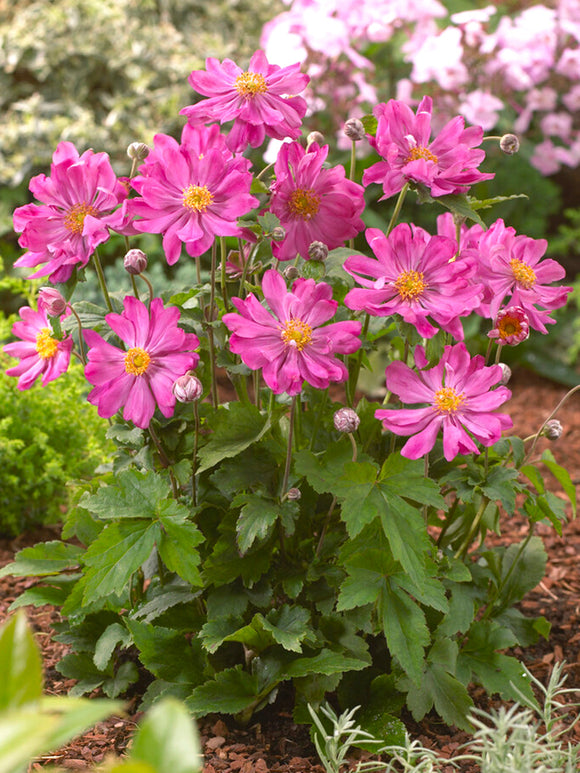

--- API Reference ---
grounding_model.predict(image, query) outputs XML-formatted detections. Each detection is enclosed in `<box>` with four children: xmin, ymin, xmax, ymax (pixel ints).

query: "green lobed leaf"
<box><xmin>0</xmin><ymin>541</ymin><xmax>83</xmax><ymax>578</ymax></box>
<box><xmin>83</xmin><ymin>520</ymin><xmax>162</xmax><ymax>602</ymax></box>
<box><xmin>80</xmin><ymin>469</ymin><xmax>187</xmax><ymax>520</ymax></box>
<box><xmin>406</xmin><ymin>663</ymin><xmax>474</xmax><ymax>731</ymax></box>
<box><xmin>284</xmin><ymin>648</ymin><xmax>371</xmax><ymax>679</ymax></box>
<box><xmin>336</xmin><ymin>568</ymin><xmax>383</xmax><ymax>611</ymax></box>
<box><xmin>480</xmin><ymin>466</ymin><xmax>522</xmax><ymax>514</ymax></box>
<box><xmin>102</xmin><ymin>661</ymin><xmax>139</xmax><ymax>699</ymax></box>
<box><xmin>500</xmin><ymin>536</ymin><xmax>547</xmax><ymax>608</ymax></box>
<box><xmin>294</xmin><ymin>443</ymin><xmax>354</xmax><ymax>495</ymax></box>
<box><xmin>94</xmin><ymin>622</ymin><xmax>132</xmax><ymax>671</ymax></box>
<box><xmin>541</xmin><ymin>449</ymin><xmax>577</xmax><ymax>517</ymax></box>
<box><xmin>335</xmin><ymin>461</ymin><xmax>384</xmax><ymax>538</ymax></box>
<box><xmin>130</xmin><ymin>698</ymin><xmax>203</xmax><ymax>773</ymax></box>
<box><xmin>233</xmin><ymin>493</ymin><xmax>280</xmax><ymax>554</ymax></box>
<box><xmin>379</xmin><ymin>581</ymin><xmax>429</xmax><ymax>685</ymax></box>
<box><xmin>197</xmin><ymin>402</ymin><xmax>271</xmax><ymax>473</ymax></box>
<box><xmin>262</xmin><ymin>605</ymin><xmax>313</xmax><ymax>653</ymax></box>
<box><xmin>8</xmin><ymin>583</ymin><xmax>73</xmax><ymax>612</ymax></box>
<box><xmin>0</xmin><ymin>612</ymin><xmax>43</xmax><ymax>711</ymax></box>
<box><xmin>186</xmin><ymin>666</ymin><xmax>260</xmax><ymax>717</ymax></box>
<box><xmin>126</xmin><ymin>620</ymin><xmax>205</xmax><ymax>684</ymax></box>
<box><xmin>157</xmin><ymin>517</ymin><xmax>204</xmax><ymax>586</ymax></box>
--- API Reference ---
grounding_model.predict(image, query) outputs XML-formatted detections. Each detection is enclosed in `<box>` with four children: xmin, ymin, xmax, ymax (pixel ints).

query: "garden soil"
<box><xmin>1</xmin><ymin>369</ymin><xmax>580</xmax><ymax>773</ymax></box>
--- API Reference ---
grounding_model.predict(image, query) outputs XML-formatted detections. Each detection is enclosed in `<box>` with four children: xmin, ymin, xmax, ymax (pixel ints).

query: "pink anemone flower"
<box><xmin>488</xmin><ymin>306</ymin><xmax>530</xmax><ymax>346</ymax></box>
<box><xmin>376</xmin><ymin>343</ymin><xmax>513</xmax><ymax>462</ymax></box>
<box><xmin>128</xmin><ymin>123</ymin><xmax>258</xmax><ymax>265</ymax></box>
<box><xmin>181</xmin><ymin>50</ymin><xmax>309</xmax><ymax>153</ymax></box>
<box><xmin>84</xmin><ymin>296</ymin><xmax>200</xmax><ymax>429</ymax></box>
<box><xmin>363</xmin><ymin>96</ymin><xmax>494</xmax><ymax>199</ymax></box>
<box><xmin>343</xmin><ymin>223</ymin><xmax>482</xmax><ymax>340</ymax></box>
<box><xmin>222</xmin><ymin>269</ymin><xmax>361</xmax><ymax>396</ymax></box>
<box><xmin>466</xmin><ymin>219</ymin><xmax>572</xmax><ymax>333</ymax></box>
<box><xmin>3</xmin><ymin>301</ymin><xmax>73</xmax><ymax>390</ymax></box>
<box><xmin>269</xmin><ymin>141</ymin><xmax>365</xmax><ymax>262</ymax></box>
<box><xmin>13</xmin><ymin>142</ymin><xmax>131</xmax><ymax>283</ymax></box>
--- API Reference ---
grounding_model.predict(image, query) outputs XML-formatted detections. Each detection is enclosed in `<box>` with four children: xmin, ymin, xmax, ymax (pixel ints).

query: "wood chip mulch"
<box><xmin>1</xmin><ymin>370</ymin><xmax>579</xmax><ymax>773</ymax></box>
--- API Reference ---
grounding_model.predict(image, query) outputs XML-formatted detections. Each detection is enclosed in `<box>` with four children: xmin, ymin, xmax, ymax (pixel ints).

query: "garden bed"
<box><xmin>1</xmin><ymin>368</ymin><xmax>579</xmax><ymax>773</ymax></box>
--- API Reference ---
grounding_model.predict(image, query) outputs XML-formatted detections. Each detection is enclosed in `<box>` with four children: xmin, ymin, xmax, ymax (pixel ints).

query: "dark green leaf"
<box><xmin>541</xmin><ymin>449</ymin><xmax>577</xmax><ymax>516</ymax></box>
<box><xmin>130</xmin><ymin>698</ymin><xmax>202</xmax><ymax>773</ymax></box>
<box><xmin>0</xmin><ymin>541</ymin><xmax>83</xmax><ymax>578</ymax></box>
<box><xmin>0</xmin><ymin>612</ymin><xmax>43</xmax><ymax>710</ymax></box>
<box><xmin>158</xmin><ymin>518</ymin><xmax>204</xmax><ymax>586</ymax></box>
<box><xmin>94</xmin><ymin>623</ymin><xmax>131</xmax><ymax>670</ymax></box>
<box><xmin>186</xmin><ymin>667</ymin><xmax>260</xmax><ymax>717</ymax></box>
<box><xmin>379</xmin><ymin>582</ymin><xmax>429</xmax><ymax>685</ymax></box>
<box><xmin>234</xmin><ymin>494</ymin><xmax>279</xmax><ymax>554</ymax></box>
<box><xmin>197</xmin><ymin>403</ymin><xmax>271</xmax><ymax>473</ymax></box>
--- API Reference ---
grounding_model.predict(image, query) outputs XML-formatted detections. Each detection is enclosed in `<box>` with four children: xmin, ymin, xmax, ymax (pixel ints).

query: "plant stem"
<box><xmin>280</xmin><ymin>396</ymin><xmax>297</xmax><ymax>498</ymax></box>
<box><xmin>69</xmin><ymin>305</ymin><xmax>86</xmax><ymax>365</ymax></box>
<box><xmin>525</xmin><ymin>384</ymin><xmax>580</xmax><ymax>462</ymax></box>
<box><xmin>92</xmin><ymin>248</ymin><xmax>113</xmax><ymax>312</ymax></box>
<box><xmin>192</xmin><ymin>401</ymin><xmax>200</xmax><ymax>507</ymax></box>
<box><xmin>386</xmin><ymin>183</ymin><xmax>409</xmax><ymax>235</ymax></box>
<box><xmin>220</xmin><ymin>236</ymin><xmax>230</xmax><ymax>312</ymax></box>
<box><xmin>454</xmin><ymin>496</ymin><xmax>489</xmax><ymax>560</ymax></box>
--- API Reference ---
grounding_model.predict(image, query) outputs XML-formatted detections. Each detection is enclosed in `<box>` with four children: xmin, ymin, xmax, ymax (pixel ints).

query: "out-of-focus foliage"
<box><xmin>0</xmin><ymin>0</ymin><xmax>281</xmax><ymax>190</ymax></box>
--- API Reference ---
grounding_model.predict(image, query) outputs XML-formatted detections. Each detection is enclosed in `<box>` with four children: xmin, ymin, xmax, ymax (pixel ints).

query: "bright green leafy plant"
<box><xmin>1</xmin><ymin>48</ymin><xmax>577</xmax><ymax>736</ymax></box>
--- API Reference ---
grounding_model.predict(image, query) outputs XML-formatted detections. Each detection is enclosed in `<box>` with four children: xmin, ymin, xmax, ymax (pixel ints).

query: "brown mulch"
<box><xmin>1</xmin><ymin>369</ymin><xmax>579</xmax><ymax>772</ymax></box>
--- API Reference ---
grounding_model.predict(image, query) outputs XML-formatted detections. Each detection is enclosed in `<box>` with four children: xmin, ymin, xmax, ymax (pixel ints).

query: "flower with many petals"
<box><xmin>269</xmin><ymin>141</ymin><xmax>365</xmax><ymax>261</ymax></box>
<box><xmin>344</xmin><ymin>223</ymin><xmax>482</xmax><ymax>340</ymax></box>
<box><xmin>363</xmin><ymin>96</ymin><xmax>494</xmax><ymax>199</ymax></box>
<box><xmin>181</xmin><ymin>50</ymin><xmax>309</xmax><ymax>153</ymax></box>
<box><xmin>84</xmin><ymin>296</ymin><xmax>200</xmax><ymax>429</ymax></box>
<box><xmin>129</xmin><ymin>123</ymin><xmax>258</xmax><ymax>265</ymax></box>
<box><xmin>465</xmin><ymin>218</ymin><xmax>572</xmax><ymax>333</ymax></box>
<box><xmin>3</xmin><ymin>301</ymin><xmax>73</xmax><ymax>390</ymax></box>
<box><xmin>13</xmin><ymin>142</ymin><xmax>131</xmax><ymax>283</ymax></box>
<box><xmin>222</xmin><ymin>269</ymin><xmax>361</xmax><ymax>395</ymax></box>
<box><xmin>376</xmin><ymin>343</ymin><xmax>512</xmax><ymax>461</ymax></box>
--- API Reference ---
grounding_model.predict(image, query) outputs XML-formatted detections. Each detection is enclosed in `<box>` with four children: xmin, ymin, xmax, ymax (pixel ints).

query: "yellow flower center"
<box><xmin>281</xmin><ymin>319</ymin><xmax>312</xmax><ymax>351</ymax></box>
<box><xmin>434</xmin><ymin>386</ymin><xmax>465</xmax><ymax>414</ymax></box>
<box><xmin>234</xmin><ymin>71</ymin><xmax>268</xmax><ymax>98</ymax></box>
<box><xmin>35</xmin><ymin>328</ymin><xmax>59</xmax><ymax>359</ymax></box>
<box><xmin>509</xmin><ymin>258</ymin><xmax>536</xmax><ymax>289</ymax></box>
<box><xmin>406</xmin><ymin>145</ymin><xmax>438</xmax><ymax>164</ymax></box>
<box><xmin>64</xmin><ymin>203</ymin><xmax>99</xmax><ymax>234</ymax></box>
<box><xmin>394</xmin><ymin>270</ymin><xmax>427</xmax><ymax>300</ymax></box>
<box><xmin>125</xmin><ymin>347</ymin><xmax>151</xmax><ymax>376</ymax></box>
<box><xmin>498</xmin><ymin>317</ymin><xmax>521</xmax><ymax>339</ymax></box>
<box><xmin>288</xmin><ymin>188</ymin><xmax>321</xmax><ymax>220</ymax></box>
<box><xmin>182</xmin><ymin>184</ymin><xmax>214</xmax><ymax>212</ymax></box>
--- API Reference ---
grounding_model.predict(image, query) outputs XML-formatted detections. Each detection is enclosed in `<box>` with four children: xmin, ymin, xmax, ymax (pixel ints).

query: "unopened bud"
<box><xmin>500</xmin><ymin>134</ymin><xmax>520</xmax><ymax>155</ymax></box>
<box><xmin>308</xmin><ymin>241</ymin><xmax>329</xmax><ymax>262</ymax></box>
<box><xmin>497</xmin><ymin>363</ymin><xmax>512</xmax><ymax>386</ymax></box>
<box><xmin>127</xmin><ymin>142</ymin><xmax>150</xmax><ymax>161</ymax></box>
<box><xmin>124</xmin><ymin>249</ymin><xmax>148</xmax><ymax>275</ymax></box>
<box><xmin>286</xmin><ymin>487</ymin><xmax>301</xmax><ymax>501</ymax></box>
<box><xmin>542</xmin><ymin>419</ymin><xmax>563</xmax><ymax>440</ymax></box>
<box><xmin>334</xmin><ymin>407</ymin><xmax>360</xmax><ymax>433</ymax></box>
<box><xmin>344</xmin><ymin>118</ymin><xmax>366</xmax><ymax>142</ymax></box>
<box><xmin>173</xmin><ymin>372</ymin><xmax>203</xmax><ymax>403</ymax></box>
<box><xmin>307</xmin><ymin>131</ymin><xmax>324</xmax><ymax>148</ymax></box>
<box><xmin>283</xmin><ymin>265</ymin><xmax>300</xmax><ymax>281</ymax></box>
<box><xmin>271</xmin><ymin>226</ymin><xmax>286</xmax><ymax>242</ymax></box>
<box><xmin>38</xmin><ymin>287</ymin><xmax>67</xmax><ymax>317</ymax></box>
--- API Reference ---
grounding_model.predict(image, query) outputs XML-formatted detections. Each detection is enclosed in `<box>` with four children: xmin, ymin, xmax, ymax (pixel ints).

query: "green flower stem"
<box><xmin>220</xmin><ymin>236</ymin><xmax>230</xmax><ymax>312</ymax></box>
<box><xmin>192</xmin><ymin>401</ymin><xmax>200</xmax><ymax>507</ymax></box>
<box><xmin>69</xmin><ymin>305</ymin><xmax>86</xmax><ymax>365</ymax></box>
<box><xmin>238</xmin><ymin>239</ymin><xmax>253</xmax><ymax>299</ymax></box>
<box><xmin>130</xmin><ymin>274</ymin><xmax>140</xmax><ymax>300</ymax></box>
<box><xmin>494</xmin><ymin>341</ymin><xmax>503</xmax><ymax>365</ymax></box>
<box><xmin>92</xmin><ymin>248</ymin><xmax>113</xmax><ymax>313</ymax></box>
<box><xmin>525</xmin><ymin>383</ymin><xmax>580</xmax><ymax>463</ymax></box>
<box><xmin>280</xmin><ymin>396</ymin><xmax>297</xmax><ymax>498</ymax></box>
<box><xmin>347</xmin><ymin>313</ymin><xmax>370</xmax><ymax>406</ymax></box>
<box><xmin>484</xmin><ymin>336</ymin><xmax>494</xmax><ymax>365</ymax></box>
<box><xmin>479</xmin><ymin>528</ymin><xmax>535</xmax><ymax>624</ymax></box>
<box><xmin>454</xmin><ymin>496</ymin><xmax>489</xmax><ymax>560</ymax></box>
<box><xmin>148</xmin><ymin>425</ymin><xmax>178</xmax><ymax>498</ymax></box>
<box><xmin>308</xmin><ymin>388</ymin><xmax>328</xmax><ymax>450</ymax></box>
<box><xmin>208</xmin><ymin>240</ymin><xmax>219</xmax><ymax>409</ymax></box>
<box><xmin>137</xmin><ymin>273</ymin><xmax>155</xmax><ymax>309</ymax></box>
<box><xmin>316</xmin><ymin>431</ymin><xmax>358</xmax><ymax>557</ymax></box>
<box><xmin>386</xmin><ymin>182</ymin><xmax>409</xmax><ymax>235</ymax></box>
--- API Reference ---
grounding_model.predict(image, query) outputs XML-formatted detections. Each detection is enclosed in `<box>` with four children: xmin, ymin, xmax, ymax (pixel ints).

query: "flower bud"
<box><xmin>497</xmin><ymin>363</ymin><xmax>512</xmax><ymax>386</ymax></box>
<box><xmin>500</xmin><ymin>134</ymin><xmax>520</xmax><ymax>155</ymax></box>
<box><xmin>307</xmin><ymin>131</ymin><xmax>325</xmax><ymax>148</ymax></box>
<box><xmin>38</xmin><ymin>287</ymin><xmax>67</xmax><ymax>317</ymax></box>
<box><xmin>542</xmin><ymin>419</ymin><xmax>563</xmax><ymax>440</ymax></box>
<box><xmin>127</xmin><ymin>142</ymin><xmax>150</xmax><ymax>161</ymax></box>
<box><xmin>286</xmin><ymin>487</ymin><xmax>301</xmax><ymax>501</ymax></box>
<box><xmin>173</xmin><ymin>372</ymin><xmax>203</xmax><ymax>403</ymax></box>
<box><xmin>271</xmin><ymin>226</ymin><xmax>286</xmax><ymax>242</ymax></box>
<box><xmin>334</xmin><ymin>407</ymin><xmax>360</xmax><ymax>433</ymax></box>
<box><xmin>488</xmin><ymin>306</ymin><xmax>529</xmax><ymax>346</ymax></box>
<box><xmin>308</xmin><ymin>241</ymin><xmax>329</xmax><ymax>262</ymax></box>
<box><xmin>344</xmin><ymin>118</ymin><xmax>366</xmax><ymax>142</ymax></box>
<box><xmin>124</xmin><ymin>248</ymin><xmax>148</xmax><ymax>275</ymax></box>
<box><xmin>283</xmin><ymin>265</ymin><xmax>300</xmax><ymax>281</ymax></box>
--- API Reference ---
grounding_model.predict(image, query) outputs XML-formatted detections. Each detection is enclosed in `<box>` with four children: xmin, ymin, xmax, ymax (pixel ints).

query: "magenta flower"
<box><xmin>376</xmin><ymin>343</ymin><xmax>513</xmax><ymax>462</ymax></box>
<box><xmin>129</xmin><ymin>124</ymin><xmax>258</xmax><ymax>265</ymax></box>
<box><xmin>13</xmin><ymin>142</ymin><xmax>130</xmax><ymax>283</ymax></box>
<box><xmin>488</xmin><ymin>306</ymin><xmax>530</xmax><ymax>346</ymax></box>
<box><xmin>3</xmin><ymin>301</ymin><xmax>73</xmax><ymax>390</ymax></box>
<box><xmin>467</xmin><ymin>219</ymin><xmax>572</xmax><ymax>333</ymax></box>
<box><xmin>363</xmin><ymin>96</ymin><xmax>494</xmax><ymax>199</ymax></box>
<box><xmin>343</xmin><ymin>223</ymin><xmax>482</xmax><ymax>340</ymax></box>
<box><xmin>222</xmin><ymin>269</ymin><xmax>361</xmax><ymax>396</ymax></box>
<box><xmin>269</xmin><ymin>141</ymin><xmax>365</xmax><ymax>262</ymax></box>
<box><xmin>84</xmin><ymin>296</ymin><xmax>200</xmax><ymax>429</ymax></box>
<box><xmin>181</xmin><ymin>50</ymin><xmax>309</xmax><ymax>153</ymax></box>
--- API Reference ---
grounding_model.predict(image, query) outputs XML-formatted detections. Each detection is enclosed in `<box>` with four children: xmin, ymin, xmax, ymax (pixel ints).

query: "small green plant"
<box><xmin>309</xmin><ymin>662</ymin><xmax>580</xmax><ymax>773</ymax></box>
<box><xmin>0</xmin><ymin>611</ymin><xmax>202</xmax><ymax>773</ymax></box>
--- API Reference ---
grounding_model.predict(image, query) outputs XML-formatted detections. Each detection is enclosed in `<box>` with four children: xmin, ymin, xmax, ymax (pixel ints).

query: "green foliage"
<box><xmin>0</xmin><ymin>355</ymin><xmax>113</xmax><ymax>536</ymax></box>
<box><xmin>0</xmin><ymin>612</ymin><xmax>202</xmax><ymax>773</ymax></box>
